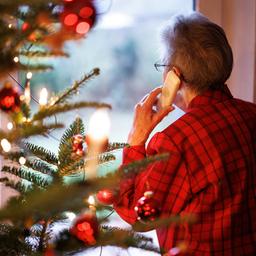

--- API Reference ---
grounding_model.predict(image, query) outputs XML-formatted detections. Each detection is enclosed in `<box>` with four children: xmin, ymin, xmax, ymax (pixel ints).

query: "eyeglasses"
<box><xmin>154</xmin><ymin>63</ymin><xmax>171</xmax><ymax>72</ymax></box>
<box><xmin>154</xmin><ymin>62</ymin><xmax>188</xmax><ymax>83</ymax></box>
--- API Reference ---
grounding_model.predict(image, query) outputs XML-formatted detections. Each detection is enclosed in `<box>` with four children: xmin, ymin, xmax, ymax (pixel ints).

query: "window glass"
<box><xmin>29</xmin><ymin>0</ymin><xmax>193</xmax><ymax>151</ymax></box>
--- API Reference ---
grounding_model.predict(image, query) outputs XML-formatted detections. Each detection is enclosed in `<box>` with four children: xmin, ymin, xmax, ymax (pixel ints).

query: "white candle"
<box><xmin>85</xmin><ymin>109</ymin><xmax>110</xmax><ymax>179</ymax></box>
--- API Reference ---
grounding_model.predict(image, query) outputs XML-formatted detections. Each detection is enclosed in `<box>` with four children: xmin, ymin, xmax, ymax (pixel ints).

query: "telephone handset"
<box><xmin>157</xmin><ymin>67</ymin><xmax>181</xmax><ymax>111</ymax></box>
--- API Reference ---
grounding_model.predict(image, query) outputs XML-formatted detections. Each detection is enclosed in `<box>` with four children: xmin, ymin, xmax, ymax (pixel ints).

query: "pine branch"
<box><xmin>99</xmin><ymin>226</ymin><xmax>159</xmax><ymax>251</ymax></box>
<box><xmin>58</xmin><ymin>118</ymin><xmax>85</xmax><ymax>176</ymax></box>
<box><xmin>59</xmin><ymin>159</ymin><xmax>84</xmax><ymax>177</ymax></box>
<box><xmin>38</xmin><ymin>220</ymin><xmax>50</xmax><ymax>252</ymax></box>
<box><xmin>55</xmin><ymin>226</ymin><xmax>161</xmax><ymax>254</ymax></box>
<box><xmin>19</xmin><ymin>50</ymin><xmax>69</xmax><ymax>58</ymax></box>
<box><xmin>24</xmin><ymin>142</ymin><xmax>58</xmax><ymax>165</ymax></box>
<box><xmin>18</xmin><ymin>62</ymin><xmax>54</xmax><ymax>72</ymax></box>
<box><xmin>20</xmin><ymin>122</ymin><xmax>64</xmax><ymax>139</ymax></box>
<box><xmin>25</xmin><ymin>157</ymin><xmax>58</xmax><ymax>176</ymax></box>
<box><xmin>0</xmin><ymin>0</ymin><xmax>61</xmax><ymax>10</ymax></box>
<box><xmin>0</xmin><ymin>154</ymin><xmax>172</xmax><ymax>223</ymax></box>
<box><xmin>21</xmin><ymin>102</ymin><xmax>31</xmax><ymax>119</ymax></box>
<box><xmin>2</xmin><ymin>165</ymin><xmax>52</xmax><ymax>188</ymax></box>
<box><xmin>0</xmin><ymin>224</ymin><xmax>31</xmax><ymax>255</ymax></box>
<box><xmin>106</xmin><ymin>142</ymin><xmax>128</xmax><ymax>152</ymax></box>
<box><xmin>118</xmin><ymin>153</ymin><xmax>170</xmax><ymax>178</ymax></box>
<box><xmin>51</xmin><ymin>68</ymin><xmax>100</xmax><ymax>106</ymax></box>
<box><xmin>32</xmin><ymin>101</ymin><xmax>111</xmax><ymax>121</ymax></box>
<box><xmin>98</xmin><ymin>153</ymin><xmax>116</xmax><ymax>164</ymax></box>
<box><xmin>59</xmin><ymin>117</ymin><xmax>85</xmax><ymax>144</ymax></box>
<box><xmin>30</xmin><ymin>223</ymin><xmax>44</xmax><ymax>237</ymax></box>
<box><xmin>0</xmin><ymin>183</ymin><xmax>86</xmax><ymax>222</ymax></box>
<box><xmin>59</xmin><ymin>153</ymin><xmax>116</xmax><ymax>177</ymax></box>
<box><xmin>0</xmin><ymin>174</ymin><xmax>119</xmax><ymax>223</ymax></box>
<box><xmin>0</xmin><ymin>123</ymin><xmax>64</xmax><ymax>142</ymax></box>
<box><xmin>0</xmin><ymin>177</ymin><xmax>29</xmax><ymax>194</ymax></box>
<box><xmin>3</xmin><ymin>150</ymin><xmax>25</xmax><ymax>162</ymax></box>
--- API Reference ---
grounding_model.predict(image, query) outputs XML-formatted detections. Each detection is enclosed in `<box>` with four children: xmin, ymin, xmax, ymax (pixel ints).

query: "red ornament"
<box><xmin>96</xmin><ymin>189</ymin><xmax>115</xmax><ymax>205</ymax></box>
<box><xmin>0</xmin><ymin>82</ymin><xmax>21</xmax><ymax>112</ymax></box>
<box><xmin>70</xmin><ymin>211</ymin><xmax>98</xmax><ymax>245</ymax></box>
<box><xmin>72</xmin><ymin>134</ymin><xmax>85</xmax><ymax>157</ymax></box>
<box><xmin>61</xmin><ymin>0</ymin><xmax>97</xmax><ymax>35</ymax></box>
<box><xmin>21</xmin><ymin>22</ymin><xmax>30</xmax><ymax>31</ymax></box>
<box><xmin>134</xmin><ymin>191</ymin><xmax>160</xmax><ymax>222</ymax></box>
<box><xmin>44</xmin><ymin>248</ymin><xmax>56</xmax><ymax>256</ymax></box>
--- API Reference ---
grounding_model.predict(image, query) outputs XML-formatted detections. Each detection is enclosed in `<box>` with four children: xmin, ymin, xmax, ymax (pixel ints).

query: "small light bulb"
<box><xmin>19</xmin><ymin>156</ymin><xmax>26</xmax><ymax>165</ymax></box>
<box><xmin>26</xmin><ymin>72</ymin><xmax>33</xmax><ymax>80</ymax></box>
<box><xmin>19</xmin><ymin>95</ymin><xmax>25</xmax><ymax>101</ymax></box>
<box><xmin>88</xmin><ymin>195</ymin><xmax>95</xmax><ymax>206</ymax></box>
<box><xmin>22</xmin><ymin>117</ymin><xmax>31</xmax><ymax>123</ymax></box>
<box><xmin>13</xmin><ymin>56</ymin><xmax>19</xmax><ymax>63</ymax></box>
<box><xmin>7</xmin><ymin>122</ymin><xmax>13</xmax><ymax>130</ymax></box>
<box><xmin>1</xmin><ymin>139</ymin><xmax>11</xmax><ymax>152</ymax></box>
<box><xmin>8</xmin><ymin>24</ymin><xmax>12</xmax><ymax>28</ymax></box>
<box><xmin>39</xmin><ymin>88</ymin><xmax>48</xmax><ymax>106</ymax></box>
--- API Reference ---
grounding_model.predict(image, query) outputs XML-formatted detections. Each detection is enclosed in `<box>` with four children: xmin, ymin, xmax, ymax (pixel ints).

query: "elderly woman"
<box><xmin>113</xmin><ymin>12</ymin><xmax>256</xmax><ymax>255</ymax></box>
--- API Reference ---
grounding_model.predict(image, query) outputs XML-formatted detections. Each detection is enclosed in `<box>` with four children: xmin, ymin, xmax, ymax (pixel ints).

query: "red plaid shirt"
<box><xmin>114</xmin><ymin>85</ymin><xmax>256</xmax><ymax>255</ymax></box>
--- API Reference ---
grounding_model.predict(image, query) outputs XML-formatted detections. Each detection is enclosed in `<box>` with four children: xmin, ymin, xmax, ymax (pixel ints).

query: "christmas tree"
<box><xmin>0</xmin><ymin>1</ymin><xmax>194</xmax><ymax>255</ymax></box>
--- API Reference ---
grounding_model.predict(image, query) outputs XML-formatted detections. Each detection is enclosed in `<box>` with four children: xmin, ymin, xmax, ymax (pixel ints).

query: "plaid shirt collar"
<box><xmin>188</xmin><ymin>84</ymin><xmax>233</xmax><ymax>109</ymax></box>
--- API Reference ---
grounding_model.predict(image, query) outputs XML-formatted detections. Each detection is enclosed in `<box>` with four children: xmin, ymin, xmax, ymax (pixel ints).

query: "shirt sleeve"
<box><xmin>113</xmin><ymin>132</ymin><xmax>186</xmax><ymax>226</ymax></box>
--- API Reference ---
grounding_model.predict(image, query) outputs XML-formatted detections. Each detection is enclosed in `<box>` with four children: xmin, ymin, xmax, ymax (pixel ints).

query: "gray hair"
<box><xmin>161</xmin><ymin>12</ymin><xmax>233</xmax><ymax>92</ymax></box>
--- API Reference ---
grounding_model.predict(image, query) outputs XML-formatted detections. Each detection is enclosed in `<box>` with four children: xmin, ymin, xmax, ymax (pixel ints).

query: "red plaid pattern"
<box><xmin>114</xmin><ymin>85</ymin><xmax>256</xmax><ymax>255</ymax></box>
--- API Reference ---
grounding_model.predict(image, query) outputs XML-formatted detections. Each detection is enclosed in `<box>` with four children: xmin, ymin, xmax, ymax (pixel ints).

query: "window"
<box><xmin>29</xmin><ymin>1</ymin><xmax>193</xmax><ymax>254</ymax></box>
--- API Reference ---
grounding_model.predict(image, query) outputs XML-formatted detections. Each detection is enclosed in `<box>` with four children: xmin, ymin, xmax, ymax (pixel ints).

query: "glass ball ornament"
<box><xmin>61</xmin><ymin>0</ymin><xmax>97</xmax><ymax>35</ymax></box>
<box><xmin>134</xmin><ymin>191</ymin><xmax>160</xmax><ymax>222</ymax></box>
<box><xmin>72</xmin><ymin>134</ymin><xmax>85</xmax><ymax>157</ymax></box>
<box><xmin>70</xmin><ymin>211</ymin><xmax>98</xmax><ymax>245</ymax></box>
<box><xmin>96</xmin><ymin>189</ymin><xmax>115</xmax><ymax>205</ymax></box>
<box><xmin>0</xmin><ymin>82</ymin><xmax>21</xmax><ymax>112</ymax></box>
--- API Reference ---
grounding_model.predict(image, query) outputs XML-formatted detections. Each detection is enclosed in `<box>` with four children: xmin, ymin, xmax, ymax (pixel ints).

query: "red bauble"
<box><xmin>96</xmin><ymin>189</ymin><xmax>115</xmax><ymax>205</ymax></box>
<box><xmin>72</xmin><ymin>134</ymin><xmax>85</xmax><ymax>157</ymax></box>
<box><xmin>21</xmin><ymin>22</ymin><xmax>30</xmax><ymax>31</ymax></box>
<box><xmin>61</xmin><ymin>0</ymin><xmax>97</xmax><ymax>35</ymax></box>
<box><xmin>70</xmin><ymin>211</ymin><xmax>98</xmax><ymax>245</ymax></box>
<box><xmin>44</xmin><ymin>248</ymin><xmax>56</xmax><ymax>256</ymax></box>
<box><xmin>134</xmin><ymin>191</ymin><xmax>160</xmax><ymax>222</ymax></box>
<box><xmin>0</xmin><ymin>82</ymin><xmax>21</xmax><ymax>112</ymax></box>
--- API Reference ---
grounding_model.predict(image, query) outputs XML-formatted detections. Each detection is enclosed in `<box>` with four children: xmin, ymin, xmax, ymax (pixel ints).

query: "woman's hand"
<box><xmin>127</xmin><ymin>87</ymin><xmax>174</xmax><ymax>146</ymax></box>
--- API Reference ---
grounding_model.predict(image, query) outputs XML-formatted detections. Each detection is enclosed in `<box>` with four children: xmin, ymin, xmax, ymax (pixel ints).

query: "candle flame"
<box><xmin>88</xmin><ymin>109</ymin><xmax>110</xmax><ymax>141</ymax></box>
<box><xmin>88</xmin><ymin>195</ymin><xmax>95</xmax><ymax>206</ymax></box>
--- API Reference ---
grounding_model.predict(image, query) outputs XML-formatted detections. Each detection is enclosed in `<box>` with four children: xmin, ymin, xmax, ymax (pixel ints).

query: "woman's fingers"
<box><xmin>139</xmin><ymin>93</ymin><xmax>149</xmax><ymax>104</ymax></box>
<box><xmin>144</xmin><ymin>87</ymin><xmax>162</xmax><ymax>107</ymax></box>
